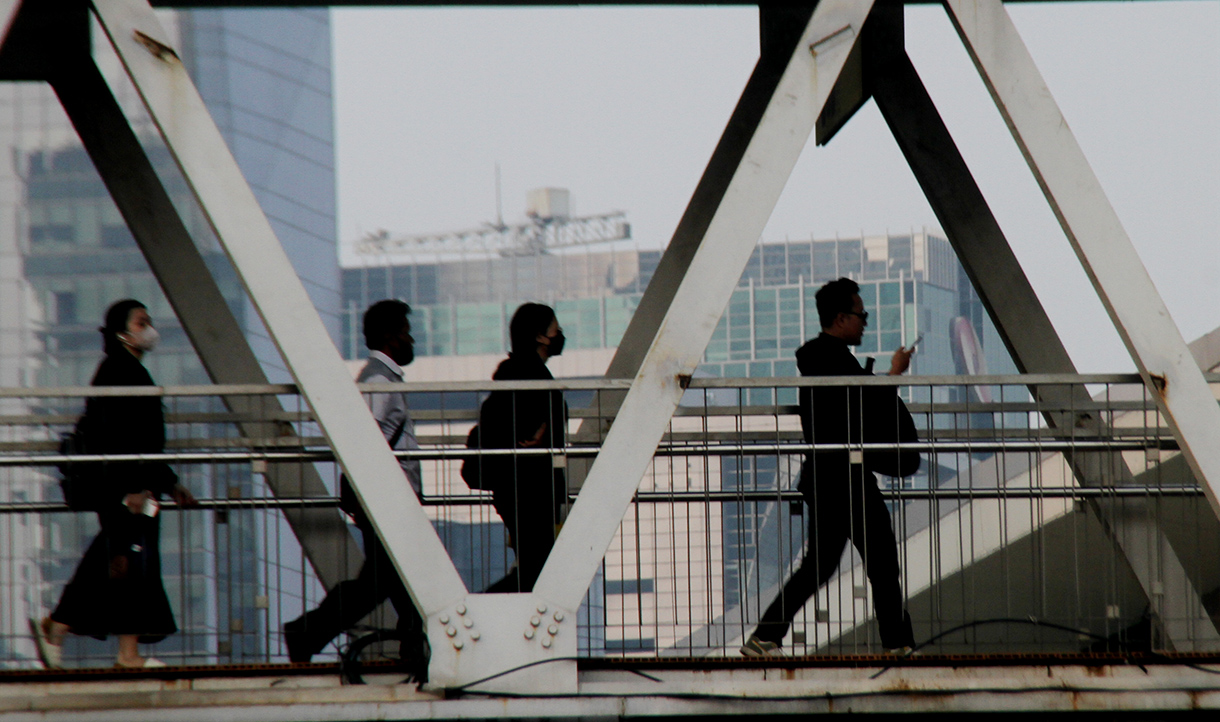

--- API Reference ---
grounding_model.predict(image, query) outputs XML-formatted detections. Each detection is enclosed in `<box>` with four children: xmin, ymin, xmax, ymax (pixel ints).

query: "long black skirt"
<box><xmin>52</xmin><ymin>507</ymin><xmax>177</xmax><ymax>643</ymax></box>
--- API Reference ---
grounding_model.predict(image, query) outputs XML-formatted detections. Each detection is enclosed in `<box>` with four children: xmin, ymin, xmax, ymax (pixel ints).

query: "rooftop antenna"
<box><xmin>494</xmin><ymin>162</ymin><xmax>504</xmax><ymax>230</ymax></box>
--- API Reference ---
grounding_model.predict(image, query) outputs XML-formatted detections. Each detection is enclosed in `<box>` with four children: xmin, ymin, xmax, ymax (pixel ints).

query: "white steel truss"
<box><xmin>863</xmin><ymin>3</ymin><xmax>1217</xmax><ymax>648</ymax></box>
<box><xmin>86</xmin><ymin>0</ymin><xmax>473</xmax><ymax>681</ymax></box>
<box><xmin>0</xmin><ymin>0</ymin><xmax>1214</xmax><ymax>692</ymax></box>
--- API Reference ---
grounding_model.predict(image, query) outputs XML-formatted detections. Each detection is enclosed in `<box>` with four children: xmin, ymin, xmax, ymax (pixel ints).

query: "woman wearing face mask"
<box><xmin>481</xmin><ymin>303</ymin><xmax>568</xmax><ymax>593</ymax></box>
<box><xmin>32</xmin><ymin>299</ymin><xmax>196</xmax><ymax>669</ymax></box>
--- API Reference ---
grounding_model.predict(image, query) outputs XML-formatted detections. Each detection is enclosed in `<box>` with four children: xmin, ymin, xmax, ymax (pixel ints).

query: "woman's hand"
<box><xmin>518</xmin><ymin>422</ymin><xmax>548</xmax><ymax>448</ymax></box>
<box><xmin>123</xmin><ymin>490</ymin><xmax>152</xmax><ymax>514</ymax></box>
<box><xmin>170</xmin><ymin>484</ymin><xmax>198</xmax><ymax>507</ymax></box>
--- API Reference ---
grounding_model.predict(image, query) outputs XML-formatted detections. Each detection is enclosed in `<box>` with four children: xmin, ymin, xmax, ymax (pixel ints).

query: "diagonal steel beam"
<box><xmin>90</xmin><ymin>0</ymin><xmax>467</xmax><ymax>654</ymax></box>
<box><xmin>537</xmin><ymin>0</ymin><xmax>877</xmax><ymax>612</ymax></box>
<box><xmin>50</xmin><ymin>55</ymin><xmax>363</xmax><ymax>590</ymax></box>
<box><xmin>943</xmin><ymin>0</ymin><xmax>1220</xmax><ymax>521</ymax></box>
<box><xmin>563</xmin><ymin>7</ymin><xmax>830</xmax><ymax>491</ymax></box>
<box><xmin>0</xmin><ymin>0</ymin><xmax>19</xmax><ymax>52</ymax></box>
<box><xmin>866</xmin><ymin>9</ymin><xmax>1217</xmax><ymax>648</ymax></box>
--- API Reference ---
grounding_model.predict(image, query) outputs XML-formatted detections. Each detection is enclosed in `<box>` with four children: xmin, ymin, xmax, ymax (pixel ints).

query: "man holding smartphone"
<box><xmin>742</xmin><ymin>278</ymin><xmax>921</xmax><ymax>657</ymax></box>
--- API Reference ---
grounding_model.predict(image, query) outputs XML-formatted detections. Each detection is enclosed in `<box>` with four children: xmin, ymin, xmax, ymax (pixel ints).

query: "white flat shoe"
<box><xmin>29</xmin><ymin>617</ymin><xmax>63</xmax><ymax>669</ymax></box>
<box><xmin>115</xmin><ymin>657</ymin><xmax>167</xmax><ymax>669</ymax></box>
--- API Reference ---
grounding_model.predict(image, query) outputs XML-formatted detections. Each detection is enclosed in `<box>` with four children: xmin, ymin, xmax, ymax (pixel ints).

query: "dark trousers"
<box><xmin>755</xmin><ymin>467</ymin><xmax>914</xmax><ymax>649</ymax></box>
<box><xmin>484</xmin><ymin>469</ymin><xmax>562</xmax><ymax>594</ymax></box>
<box><xmin>285</xmin><ymin>516</ymin><xmax>426</xmax><ymax>668</ymax></box>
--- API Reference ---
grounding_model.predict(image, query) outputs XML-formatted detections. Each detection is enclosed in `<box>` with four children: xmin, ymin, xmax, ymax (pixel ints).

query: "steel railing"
<box><xmin>0</xmin><ymin>373</ymin><xmax>1215</xmax><ymax>668</ymax></box>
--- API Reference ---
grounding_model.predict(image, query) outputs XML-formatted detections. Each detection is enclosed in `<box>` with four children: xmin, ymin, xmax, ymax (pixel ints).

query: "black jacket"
<box><xmin>796</xmin><ymin>334</ymin><xmax>920</xmax><ymax>487</ymax></box>
<box><xmin>85</xmin><ymin>350</ymin><xmax>178</xmax><ymax>502</ymax></box>
<box><xmin>480</xmin><ymin>353</ymin><xmax>567</xmax><ymax>451</ymax></box>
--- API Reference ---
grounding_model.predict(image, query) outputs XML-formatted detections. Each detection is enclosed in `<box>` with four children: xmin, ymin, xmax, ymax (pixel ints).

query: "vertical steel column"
<box><xmin>537</xmin><ymin>0</ymin><xmax>876</xmax><ymax>612</ymax></box>
<box><xmin>89</xmin><ymin>0</ymin><xmax>469</xmax><ymax>680</ymax></box>
<box><xmin>943</xmin><ymin>0</ymin><xmax>1220</xmax><ymax>519</ymax></box>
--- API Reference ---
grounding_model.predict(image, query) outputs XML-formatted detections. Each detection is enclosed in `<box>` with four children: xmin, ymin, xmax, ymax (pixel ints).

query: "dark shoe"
<box><xmin>878</xmin><ymin>610</ymin><xmax>915</xmax><ymax>650</ymax></box>
<box><xmin>400</xmin><ymin>632</ymin><xmax>430</xmax><ymax>684</ymax></box>
<box><xmin>283</xmin><ymin>618</ymin><xmax>314</xmax><ymax>663</ymax></box>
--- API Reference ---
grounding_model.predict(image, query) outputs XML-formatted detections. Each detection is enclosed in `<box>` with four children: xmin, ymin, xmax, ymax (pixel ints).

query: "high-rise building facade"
<box><xmin>341</xmin><ymin>230</ymin><xmax>1013</xmax><ymax>384</ymax></box>
<box><xmin>0</xmin><ymin>7</ymin><xmax>338</xmax><ymax>666</ymax></box>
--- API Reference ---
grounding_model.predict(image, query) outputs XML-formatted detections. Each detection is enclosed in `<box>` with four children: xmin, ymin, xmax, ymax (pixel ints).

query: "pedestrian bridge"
<box><xmin>2</xmin><ymin>369</ymin><xmax>1219</xmax><ymax>717</ymax></box>
<box><xmin>4</xmin><ymin>0</ymin><xmax>1220</xmax><ymax>717</ymax></box>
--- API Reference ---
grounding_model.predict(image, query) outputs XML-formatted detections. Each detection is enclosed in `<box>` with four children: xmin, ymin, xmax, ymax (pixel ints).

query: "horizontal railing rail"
<box><xmin>0</xmin><ymin>485</ymin><xmax>1204</xmax><ymax>515</ymax></box>
<box><xmin>0</xmin><ymin>438</ymin><xmax>1187</xmax><ymax>468</ymax></box>
<box><xmin>0</xmin><ymin>372</ymin><xmax>1213</xmax><ymax>399</ymax></box>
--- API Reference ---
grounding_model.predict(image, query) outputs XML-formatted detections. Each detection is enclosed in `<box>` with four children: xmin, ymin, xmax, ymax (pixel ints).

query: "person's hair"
<box><xmin>509</xmin><ymin>303</ymin><xmax>556</xmax><ymax>356</ymax></box>
<box><xmin>363</xmin><ymin>299</ymin><xmax>410</xmax><ymax>351</ymax></box>
<box><xmin>100</xmin><ymin>299</ymin><xmax>147</xmax><ymax>355</ymax></box>
<box><xmin>815</xmin><ymin>277</ymin><xmax>860</xmax><ymax>329</ymax></box>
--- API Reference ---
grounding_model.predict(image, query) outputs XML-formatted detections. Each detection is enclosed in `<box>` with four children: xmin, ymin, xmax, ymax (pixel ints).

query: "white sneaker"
<box><xmin>740</xmin><ymin>635</ymin><xmax>783</xmax><ymax>657</ymax></box>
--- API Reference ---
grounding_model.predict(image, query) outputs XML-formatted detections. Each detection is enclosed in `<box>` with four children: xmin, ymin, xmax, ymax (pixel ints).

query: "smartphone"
<box><xmin>909</xmin><ymin>333</ymin><xmax>924</xmax><ymax>349</ymax></box>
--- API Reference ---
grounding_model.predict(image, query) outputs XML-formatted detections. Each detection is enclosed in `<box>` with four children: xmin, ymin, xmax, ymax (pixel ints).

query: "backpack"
<box><xmin>461</xmin><ymin>421</ymin><xmax>517</xmax><ymax>492</ymax></box>
<box><xmin>57</xmin><ymin>415</ymin><xmax>105</xmax><ymax>511</ymax></box>
<box><xmin>460</xmin><ymin>424</ymin><xmax>489</xmax><ymax>490</ymax></box>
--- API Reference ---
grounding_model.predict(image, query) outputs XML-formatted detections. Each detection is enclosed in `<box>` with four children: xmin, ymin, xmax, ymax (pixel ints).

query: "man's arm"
<box><xmin>367</xmin><ymin>389</ymin><xmax>406</xmax><ymax>443</ymax></box>
<box><xmin>365</xmin><ymin>374</ymin><xmax>423</xmax><ymax>496</ymax></box>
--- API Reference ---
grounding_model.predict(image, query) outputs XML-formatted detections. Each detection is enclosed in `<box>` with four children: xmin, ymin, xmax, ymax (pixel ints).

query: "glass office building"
<box><xmin>340</xmin><ymin>231</ymin><xmax>1010</xmax><ymax>384</ymax></box>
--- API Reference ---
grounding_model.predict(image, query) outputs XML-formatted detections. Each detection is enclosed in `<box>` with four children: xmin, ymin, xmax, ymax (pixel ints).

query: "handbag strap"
<box><xmin>387</xmin><ymin>417</ymin><xmax>408</xmax><ymax>449</ymax></box>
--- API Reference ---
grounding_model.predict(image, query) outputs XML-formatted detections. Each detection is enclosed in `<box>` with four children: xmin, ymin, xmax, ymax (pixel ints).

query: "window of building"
<box><xmin>100</xmin><ymin>224</ymin><xmax>135</xmax><ymax>248</ymax></box>
<box><xmin>30</xmin><ymin>224</ymin><xmax>74</xmax><ymax>244</ymax></box>
<box><xmin>605</xmin><ymin>638</ymin><xmax>656</xmax><ymax>652</ymax></box>
<box><xmin>605</xmin><ymin>578</ymin><xmax>655</xmax><ymax>595</ymax></box>
<box><xmin>52</xmin><ymin>291</ymin><xmax>77</xmax><ymax>324</ymax></box>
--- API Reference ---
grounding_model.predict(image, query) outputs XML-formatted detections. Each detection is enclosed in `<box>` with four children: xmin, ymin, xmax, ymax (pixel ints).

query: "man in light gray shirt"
<box><xmin>360</xmin><ymin>343</ymin><xmax>422</xmax><ymax>498</ymax></box>
<box><xmin>284</xmin><ymin>300</ymin><xmax>428</xmax><ymax>680</ymax></box>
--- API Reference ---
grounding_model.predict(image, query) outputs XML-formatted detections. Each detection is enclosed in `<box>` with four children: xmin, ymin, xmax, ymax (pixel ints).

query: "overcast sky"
<box><xmin>332</xmin><ymin>2</ymin><xmax>1219</xmax><ymax>374</ymax></box>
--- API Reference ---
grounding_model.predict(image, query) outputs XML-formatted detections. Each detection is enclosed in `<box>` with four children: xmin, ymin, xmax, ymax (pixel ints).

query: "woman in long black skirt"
<box><xmin>481</xmin><ymin>303</ymin><xmax>568</xmax><ymax>593</ymax></box>
<box><xmin>32</xmin><ymin>299</ymin><xmax>196</xmax><ymax>669</ymax></box>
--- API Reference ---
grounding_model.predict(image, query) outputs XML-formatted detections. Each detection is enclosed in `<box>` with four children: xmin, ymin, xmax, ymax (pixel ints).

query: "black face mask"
<box><xmin>388</xmin><ymin>329</ymin><xmax>414</xmax><ymax>366</ymax></box>
<box><xmin>547</xmin><ymin>330</ymin><xmax>565</xmax><ymax>357</ymax></box>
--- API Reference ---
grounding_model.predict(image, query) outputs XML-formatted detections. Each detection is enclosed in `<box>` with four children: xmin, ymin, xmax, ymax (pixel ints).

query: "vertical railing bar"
<box><xmin>704</xmin><ymin>381</ymin><xmax>717</xmax><ymax>657</ymax></box>
<box><xmin>962</xmin><ymin>377</ymin><xmax>975</xmax><ymax>653</ymax></box>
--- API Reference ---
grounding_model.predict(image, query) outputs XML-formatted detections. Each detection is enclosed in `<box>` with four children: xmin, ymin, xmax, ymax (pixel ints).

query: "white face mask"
<box><xmin>124</xmin><ymin>326</ymin><xmax>160</xmax><ymax>353</ymax></box>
